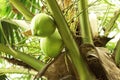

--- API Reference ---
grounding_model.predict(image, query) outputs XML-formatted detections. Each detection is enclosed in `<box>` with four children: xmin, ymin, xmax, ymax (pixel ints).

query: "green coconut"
<box><xmin>31</xmin><ymin>13</ymin><xmax>56</xmax><ymax>37</ymax></box>
<box><xmin>40</xmin><ymin>30</ymin><xmax>64</xmax><ymax>58</ymax></box>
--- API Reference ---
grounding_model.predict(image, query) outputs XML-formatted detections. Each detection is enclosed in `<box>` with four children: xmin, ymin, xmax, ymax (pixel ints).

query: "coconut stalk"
<box><xmin>78</xmin><ymin>0</ymin><xmax>93</xmax><ymax>44</ymax></box>
<box><xmin>45</xmin><ymin>0</ymin><xmax>94</xmax><ymax>80</ymax></box>
<box><xmin>0</xmin><ymin>68</ymin><xmax>37</xmax><ymax>75</ymax></box>
<box><xmin>9</xmin><ymin>0</ymin><xmax>34</xmax><ymax>20</ymax></box>
<box><xmin>0</xmin><ymin>44</ymin><xmax>45</xmax><ymax>71</ymax></box>
<box><xmin>114</xmin><ymin>39</ymin><xmax>120</xmax><ymax>67</ymax></box>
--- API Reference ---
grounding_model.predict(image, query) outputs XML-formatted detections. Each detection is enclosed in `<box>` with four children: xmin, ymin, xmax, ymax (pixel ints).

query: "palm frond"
<box><xmin>0</xmin><ymin>19</ymin><xmax>25</xmax><ymax>50</ymax></box>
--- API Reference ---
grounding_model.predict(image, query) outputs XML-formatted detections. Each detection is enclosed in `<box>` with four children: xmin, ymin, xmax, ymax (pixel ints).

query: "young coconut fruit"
<box><xmin>40</xmin><ymin>29</ymin><xmax>64</xmax><ymax>58</ymax></box>
<box><xmin>31</xmin><ymin>13</ymin><xmax>56</xmax><ymax>37</ymax></box>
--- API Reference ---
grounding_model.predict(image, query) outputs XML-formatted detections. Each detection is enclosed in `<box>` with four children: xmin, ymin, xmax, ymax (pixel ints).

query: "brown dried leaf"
<box><xmin>96</xmin><ymin>47</ymin><xmax>120</xmax><ymax>80</ymax></box>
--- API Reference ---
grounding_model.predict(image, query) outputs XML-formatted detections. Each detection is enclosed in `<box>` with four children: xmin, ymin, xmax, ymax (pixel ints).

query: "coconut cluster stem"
<box><xmin>0</xmin><ymin>68</ymin><xmax>37</xmax><ymax>75</ymax></box>
<box><xmin>78</xmin><ymin>0</ymin><xmax>93</xmax><ymax>44</ymax></box>
<box><xmin>45</xmin><ymin>0</ymin><xmax>94</xmax><ymax>79</ymax></box>
<box><xmin>114</xmin><ymin>39</ymin><xmax>120</xmax><ymax>67</ymax></box>
<box><xmin>9</xmin><ymin>0</ymin><xmax>34</xmax><ymax>20</ymax></box>
<box><xmin>0</xmin><ymin>44</ymin><xmax>45</xmax><ymax>71</ymax></box>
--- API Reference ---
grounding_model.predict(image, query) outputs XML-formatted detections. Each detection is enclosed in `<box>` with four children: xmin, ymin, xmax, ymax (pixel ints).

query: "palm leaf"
<box><xmin>0</xmin><ymin>19</ymin><xmax>25</xmax><ymax>48</ymax></box>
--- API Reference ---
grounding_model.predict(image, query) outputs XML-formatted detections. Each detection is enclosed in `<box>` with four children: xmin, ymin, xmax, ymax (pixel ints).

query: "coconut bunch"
<box><xmin>31</xmin><ymin>13</ymin><xmax>64</xmax><ymax>58</ymax></box>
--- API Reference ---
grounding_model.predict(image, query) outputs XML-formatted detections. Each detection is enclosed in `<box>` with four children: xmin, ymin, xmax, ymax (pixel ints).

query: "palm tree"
<box><xmin>0</xmin><ymin>0</ymin><xmax>120</xmax><ymax>80</ymax></box>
